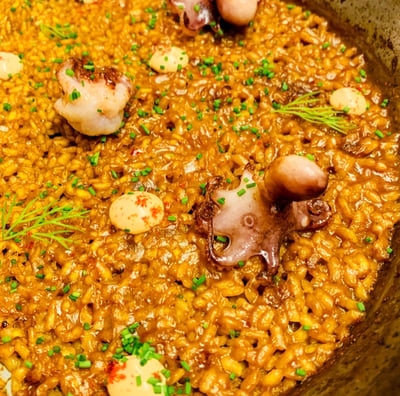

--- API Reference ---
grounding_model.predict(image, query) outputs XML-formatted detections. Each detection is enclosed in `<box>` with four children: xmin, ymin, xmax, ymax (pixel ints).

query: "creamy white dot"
<box><xmin>107</xmin><ymin>356</ymin><xmax>166</xmax><ymax>396</ymax></box>
<box><xmin>149</xmin><ymin>46</ymin><xmax>189</xmax><ymax>73</ymax></box>
<box><xmin>0</xmin><ymin>52</ymin><xmax>23</xmax><ymax>80</ymax></box>
<box><xmin>109</xmin><ymin>192</ymin><xmax>164</xmax><ymax>234</ymax></box>
<box><xmin>330</xmin><ymin>87</ymin><xmax>367</xmax><ymax>115</ymax></box>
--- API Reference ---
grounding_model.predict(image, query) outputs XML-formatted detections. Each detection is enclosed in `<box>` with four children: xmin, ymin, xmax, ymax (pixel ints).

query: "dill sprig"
<box><xmin>272</xmin><ymin>91</ymin><xmax>356</xmax><ymax>134</ymax></box>
<box><xmin>39</xmin><ymin>23</ymin><xmax>77</xmax><ymax>40</ymax></box>
<box><xmin>1</xmin><ymin>195</ymin><xmax>89</xmax><ymax>249</ymax></box>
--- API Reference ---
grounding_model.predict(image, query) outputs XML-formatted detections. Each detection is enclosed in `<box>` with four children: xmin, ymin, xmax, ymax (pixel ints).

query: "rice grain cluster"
<box><xmin>0</xmin><ymin>0</ymin><xmax>399</xmax><ymax>395</ymax></box>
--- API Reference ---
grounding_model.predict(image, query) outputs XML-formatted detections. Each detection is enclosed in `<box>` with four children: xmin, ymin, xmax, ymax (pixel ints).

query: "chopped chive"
<box><xmin>77</xmin><ymin>360</ymin><xmax>92</xmax><ymax>368</ymax></box>
<box><xmin>237</xmin><ymin>189</ymin><xmax>246</xmax><ymax>197</ymax></box>
<box><xmin>147</xmin><ymin>376</ymin><xmax>161</xmax><ymax>386</ymax></box>
<box><xmin>161</xmin><ymin>369</ymin><xmax>171</xmax><ymax>378</ymax></box>
<box><xmin>306</xmin><ymin>154</ymin><xmax>315</xmax><ymax>161</ymax></box>
<box><xmin>357</xmin><ymin>302</ymin><xmax>366</xmax><ymax>312</ymax></box>
<box><xmin>381</xmin><ymin>98</ymin><xmax>389</xmax><ymax>108</ymax></box>
<box><xmin>184</xmin><ymin>381</ymin><xmax>191</xmax><ymax>394</ymax></box>
<box><xmin>140</xmin><ymin>124</ymin><xmax>150</xmax><ymax>135</ymax></box>
<box><xmin>69</xmin><ymin>292</ymin><xmax>81</xmax><ymax>301</ymax></box>
<box><xmin>181</xmin><ymin>361</ymin><xmax>190</xmax><ymax>371</ymax></box>
<box><xmin>111</xmin><ymin>170</ymin><xmax>118</xmax><ymax>179</ymax></box>
<box><xmin>153</xmin><ymin>105</ymin><xmax>164</xmax><ymax>115</ymax></box>
<box><xmin>296</xmin><ymin>368</ymin><xmax>306</xmax><ymax>376</ymax></box>
<box><xmin>53</xmin><ymin>345</ymin><xmax>61</xmax><ymax>353</ymax></box>
<box><xmin>69</xmin><ymin>88</ymin><xmax>81</xmax><ymax>101</ymax></box>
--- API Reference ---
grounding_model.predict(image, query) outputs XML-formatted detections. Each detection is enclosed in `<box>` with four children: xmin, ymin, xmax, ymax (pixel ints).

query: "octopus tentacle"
<box><xmin>169</xmin><ymin>0</ymin><xmax>216</xmax><ymax>33</ymax></box>
<box><xmin>195</xmin><ymin>156</ymin><xmax>332</xmax><ymax>274</ymax></box>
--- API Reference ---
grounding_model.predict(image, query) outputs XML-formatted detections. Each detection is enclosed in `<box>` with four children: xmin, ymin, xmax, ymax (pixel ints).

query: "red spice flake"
<box><xmin>152</xmin><ymin>371</ymin><xmax>161</xmax><ymax>380</ymax></box>
<box><xmin>106</xmin><ymin>360</ymin><xmax>127</xmax><ymax>384</ymax></box>
<box><xmin>150</xmin><ymin>206</ymin><xmax>162</xmax><ymax>218</ymax></box>
<box><xmin>135</xmin><ymin>195</ymin><xmax>150</xmax><ymax>208</ymax></box>
<box><xmin>127</xmin><ymin>213</ymin><xmax>138</xmax><ymax>220</ymax></box>
<box><xmin>141</xmin><ymin>215</ymin><xmax>150</xmax><ymax>226</ymax></box>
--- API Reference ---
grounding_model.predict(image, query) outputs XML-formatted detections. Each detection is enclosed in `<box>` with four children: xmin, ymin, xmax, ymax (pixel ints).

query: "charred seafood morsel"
<box><xmin>54</xmin><ymin>58</ymin><xmax>133</xmax><ymax>136</ymax></box>
<box><xmin>168</xmin><ymin>0</ymin><xmax>259</xmax><ymax>32</ymax></box>
<box><xmin>196</xmin><ymin>155</ymin><xmax>331</xmax><ymax>274</ymax></box>
<box><xmin>169</xmin><ymin>0</ymin><xmax>216</xmax><ymax>33</ymax></box>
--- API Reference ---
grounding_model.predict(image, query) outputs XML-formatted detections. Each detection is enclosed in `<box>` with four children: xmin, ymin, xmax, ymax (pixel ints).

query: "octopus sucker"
<box><xmin>196</xmin><ymin>155</ymin><xmax>332</xmax><ymax>274</ymax></box>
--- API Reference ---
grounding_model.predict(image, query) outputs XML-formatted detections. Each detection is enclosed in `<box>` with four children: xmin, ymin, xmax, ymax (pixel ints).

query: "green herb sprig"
<box><xmin>272</xmin><ymin>91</ymin><xmax>356</xmax><ymax>134</ymax></box>
<box><xmin>39</xmin><ymin>23</ymin><xmax>77</xmax><ymax>40</ymax></box>
<box><xmin>1</xmin><ymin>195</ymin><xmax>89</xmax><ymax>248</ymax></box>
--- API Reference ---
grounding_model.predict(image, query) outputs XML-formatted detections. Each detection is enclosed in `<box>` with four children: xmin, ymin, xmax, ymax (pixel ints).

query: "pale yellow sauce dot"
<box><xmin>149</xmin><ymin>46</ymin><xmax>189</xmax><ymax>73</ymax></box>
<box><xmin>0</xmin><ymin>52</ymin><xmax>23</xmax><ymax>80</ymax></box>
<box><xmin>107</xmin><ymin>356</ymin><xmax>166</xmax><ymax>396</ymax></box>
<box><xmin>329</xmin><ymin>87</ymin><xmax>367</xmax><ymax>115</ymax></box>
<box><xmin>109</xmin><ymin>192</ymin><xmax>164</xmax><ymax>234</ymax></box>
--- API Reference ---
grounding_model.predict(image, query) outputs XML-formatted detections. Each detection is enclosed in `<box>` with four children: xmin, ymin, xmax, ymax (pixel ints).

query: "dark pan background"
<box><xmin>291</xmin><ymin>1</ymin><xmax>400</xmax><ymax>394</ymax></box>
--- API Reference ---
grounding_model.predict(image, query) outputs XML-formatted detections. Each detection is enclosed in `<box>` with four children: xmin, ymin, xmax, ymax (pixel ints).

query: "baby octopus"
<box><xmin>196</xmin><ymin>155</ymin><xmax>331</xmax><ymax>274</ymax></box>
<box><xmin>54</xmin><ymin>58</ymin><xmax>133</xmax><ymax>136</ymax></box>
<box><xmin>169</xmin><ymin>0</ymin><xmax>259</xmax><ymax>32</ymax></box>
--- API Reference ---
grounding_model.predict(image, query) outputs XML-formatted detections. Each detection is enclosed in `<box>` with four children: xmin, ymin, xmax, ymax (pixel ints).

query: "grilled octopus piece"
<box><xmin>169</xmin><ymin>0</ymin><xmax>216</xmax><ymax>33</ymax></box>
<box><xmin>54</xmin><ymin>58</ymin><xmax>132</xmax><ymax>136</ymax></box>
<box><xmin>168</xmin><ymin>0</ymin><xmax>260</xmax><ymax>32</ymax></box>
<box><xmin>195</xmin><ymin>155</ymin><xmax>331</xmax><ymax>274</ymax></box>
